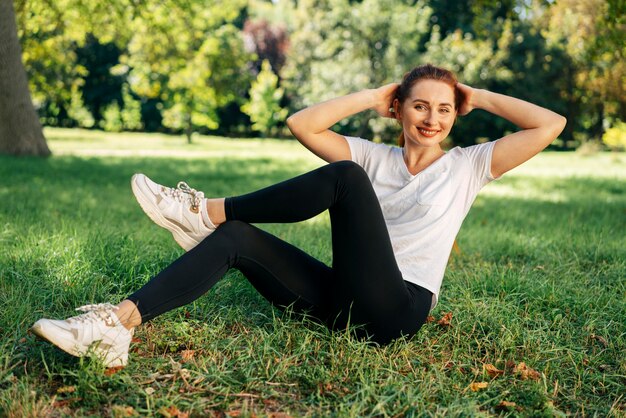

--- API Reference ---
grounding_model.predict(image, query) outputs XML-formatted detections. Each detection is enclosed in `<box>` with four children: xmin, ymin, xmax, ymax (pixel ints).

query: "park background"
<box><xmin>1</xmin><ymin>0</ymin><xmax>625</xmax><ymax>153</ymax></box>
<box><xmin>1</xmin><ymin>0</ymin><xmax>625</xmax><ymax>417</ymax></box>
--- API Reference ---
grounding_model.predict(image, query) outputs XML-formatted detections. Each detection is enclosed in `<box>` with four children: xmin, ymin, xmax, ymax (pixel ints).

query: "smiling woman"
<box><xmin>31</xmin><ymin>63</ymin><xmax>566</xmax><ymax>368</ymax></box>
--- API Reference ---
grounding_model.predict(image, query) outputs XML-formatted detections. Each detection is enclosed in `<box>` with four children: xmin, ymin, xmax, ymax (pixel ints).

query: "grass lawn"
<box><xmin>1</xmin><ymin>128</ymin><xmax>625</xmax><ymax>417</ymax></box>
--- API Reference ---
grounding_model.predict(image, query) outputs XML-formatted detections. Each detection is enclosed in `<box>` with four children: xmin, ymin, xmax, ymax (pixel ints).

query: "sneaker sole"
<box><xmin>31</xmin><ymin>321</ymin><xmax>85</xmax><ymax>358</ymax></box>
<box><xmin>31</xmin><ymin>322</ymin><xmax>128</xmax><ymax>367</ymax></box>
<box><xmin>131</xmin><ymin>174</ymin><xmax>197</xmax><ymax>251</ymax></box>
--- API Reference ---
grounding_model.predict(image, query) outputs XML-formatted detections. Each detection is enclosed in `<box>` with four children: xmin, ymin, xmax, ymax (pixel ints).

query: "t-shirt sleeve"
<box><xmin>344</xmin><ymin>136</ymin><xmax>373</xmax><ymax>167</ymax></box>
<box><xmin>462</xmin><ymin>141</ymin><xmax>499</xmax><ymax>191</ymax></box>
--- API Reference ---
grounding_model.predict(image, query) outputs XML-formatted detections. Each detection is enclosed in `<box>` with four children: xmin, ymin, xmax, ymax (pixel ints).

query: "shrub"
<box><xmin>602</xmin><ymin>121</ymin><xmax>626</xmax><ymax>151</ymax></box>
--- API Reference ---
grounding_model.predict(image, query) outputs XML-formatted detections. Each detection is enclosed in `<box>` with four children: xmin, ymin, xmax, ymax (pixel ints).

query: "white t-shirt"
<box><xmin>345</xmin><ymin>136</ymin><xmax>498</xmax><ymax>311</ymax></box>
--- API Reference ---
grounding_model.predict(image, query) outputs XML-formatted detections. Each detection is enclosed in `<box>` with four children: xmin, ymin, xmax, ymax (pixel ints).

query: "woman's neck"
<box><xmin>402</xmin><ymin>144</ymin><xmax>445</xmax><ymax>175</ymax></box>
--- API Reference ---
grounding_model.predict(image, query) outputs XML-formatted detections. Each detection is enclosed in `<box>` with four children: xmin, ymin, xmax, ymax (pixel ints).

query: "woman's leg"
<box><xmin>224</xmin><ymin>160</ymin><xmax>432</xmax><ymax>343</ymax></box>
<box><xmin>32</xmin><ymin>160</ymin><xmax>430</xmax><ymax>368</ymax></box>
<box><xmin>126</xmin><ymin>220</ymin><xmax>334</xmax><ymax>323</ymax></box>
<box><xmin>128</xmin><ymin>161</ymin><xmax>431</xmax><ymax>343</ymax></box>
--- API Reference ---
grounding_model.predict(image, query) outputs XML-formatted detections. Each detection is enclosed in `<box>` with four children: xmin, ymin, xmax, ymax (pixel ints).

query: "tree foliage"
<box><xmin>279</xmin><ymin>0</ymin><xmax>432</xmax><ymax>141</ymax></box>
<box><xmin>7</xmin><ymin>0</ymin><xmax>625</xmax><ymax>148</ymax></box>
<box><xmin>241</xmin><ymin>60</ymin><xmax>288</xmax><ymax>136</ymax></box>
<box><xmin>121</xmin><ymin>0</ymin><xmax>252</xmax><ymax>143</ymax></box>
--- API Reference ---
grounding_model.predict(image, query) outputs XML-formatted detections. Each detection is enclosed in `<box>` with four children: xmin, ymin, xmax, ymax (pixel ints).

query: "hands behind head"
<box><xmin>372</xmin><ymin>83</ymin><xmax>401</xmax><ymax>119</ymax></box>
<box><xmin>456</xmin><ymin>82</ymin><xmax>476</xmax><ymax>116</ymax></box>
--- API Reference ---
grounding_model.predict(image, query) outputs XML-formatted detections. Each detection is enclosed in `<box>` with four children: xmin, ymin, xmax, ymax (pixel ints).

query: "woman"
<box><xmin>31</xmin><ymin>64</ymin><xmax>566</xmax><ymax>367</ymax></box>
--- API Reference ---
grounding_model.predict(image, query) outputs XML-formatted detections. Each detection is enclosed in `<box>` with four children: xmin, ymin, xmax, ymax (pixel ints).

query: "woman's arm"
<box><xmin>286</xmin><ymin>84</ymin><xmax>398</xmax><ymax>163</ymax></box>
<box><xmin>457</xmin><ymin>83</ymin><xmax>567</xmax><ymax>178</ymax></box>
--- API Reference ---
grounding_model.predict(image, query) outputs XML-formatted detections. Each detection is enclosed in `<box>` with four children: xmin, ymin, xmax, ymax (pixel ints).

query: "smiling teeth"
<box><xmin>419</xmin><ymin>128</ymin><xmax>437</xmax><ymax>135</ymax></box>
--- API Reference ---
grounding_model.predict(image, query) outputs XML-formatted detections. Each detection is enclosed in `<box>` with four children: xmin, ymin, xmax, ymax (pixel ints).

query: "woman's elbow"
<box><xmin>286</xmin><ymin>114</ymin><xmax>301</xmax><ymax>133</ymax></box>
<box><xmin>557</xmin><ymin>114</ymin><xmax>567</xmax><ymax>131</ymax></box>
<box><xmin>554</xmin><ymin>114</ymin><xmax>567</xmax><ymax>136</ymax></box>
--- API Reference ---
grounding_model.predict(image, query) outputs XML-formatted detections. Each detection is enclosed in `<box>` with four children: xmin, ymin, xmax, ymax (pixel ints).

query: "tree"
<box><xmin>241</xmin><ymin>60</ymin><xmax>288</xmax><ymax>136</ymax></box>
<box><xmin>279</xmin><ymin>0</ymin><xmax>432</xmax><ymax>141</ymax></box>
<box><xmin>242</xmin><ymin>19</ymin><xmax>290</xmax><ymax>75</ymax></box>
<box><xmin>123</xmin><ymin>0</ymin><xmax>252</xmax><ymax>143</ymax></box>
<box><xmin>540</xmin><ymin>0</ymin><xmax>626</xmax><ymax>141</ymax></box>
<box><xmin>0</xmin><ymin>0</ymin><xmax>50</xmax><ymax>156</ymax></box>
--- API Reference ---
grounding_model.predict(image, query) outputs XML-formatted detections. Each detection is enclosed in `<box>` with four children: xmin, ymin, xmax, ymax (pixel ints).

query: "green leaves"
<box><xmin>241</xmin><ymin>60</ymin><xmax>288</xmax><ymax>136</ymax></box>
<box><xmin>124</xmin><ymin>1</ymin><xmax>251</xmax><ymax>141</ymax></box>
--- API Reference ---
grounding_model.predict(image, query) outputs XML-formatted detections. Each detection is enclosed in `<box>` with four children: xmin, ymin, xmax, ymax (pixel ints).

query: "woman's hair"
<box><xmin>395</xmin><ymin>64</ymin><xmax>463</xmax><ymax>147</ymax></box>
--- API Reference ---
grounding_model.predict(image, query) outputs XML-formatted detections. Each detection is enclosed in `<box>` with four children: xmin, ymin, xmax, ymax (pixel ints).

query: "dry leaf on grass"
<box><xmin>56</xmin><ymin>386</ymin><xmax>76</xmax><ymax>394</ymax></box>
<box><xmin>437</xmin><ymin>312</ymin><xmax>453</xmax><ymax>327</ymax></box>
<box><xmin>180</xmin><ymin>349</ymin><xmax>196</xmax><ymax>362</ymax></box>
<box><xmin>483</xmin><ymin>363</ymin><xmax>504</xmax><ymax>377</ymax></box>
<box><xmin>469</xmin><ymin>381</ymin><xmax>488</xmax><ymax>391</ymax></box>
<box><xmin>111</xmin><ymin>405</ymin><xmax>138</xmax><ymax>417</ymax></box>
<box><xmin>104</xmin><ymin>366</ymin><xmax>125</xmax><ymax>376</ymax></box>
<box><xmin>590</xmin><ymin>333</ymin><xmax>608</xmax><ymax>347</ymax></box>
<box><xmin>426</xmin><ymin>315</ymin><xmax>435</xmax><ymax>323</ymax></box>
<box><xmin>159</xmin><ymin>405</ymin><xmax>189</xmax><ymax>418</ymax></box>
<box><xmin>495</xmin><ymin>400</ymin><xmax>517</xmax><ymax>411</ymax></box>
<box><xmin>513</xmin><ymin>362</ymin><xmax>541</xmax><ymax>381</ymax></box>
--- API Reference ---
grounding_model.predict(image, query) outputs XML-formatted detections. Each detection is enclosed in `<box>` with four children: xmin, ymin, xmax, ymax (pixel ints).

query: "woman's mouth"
<box><xmin>418</xmin><ymin>127</ymin><xmax>439</xmax><ymax>137</ymax></box>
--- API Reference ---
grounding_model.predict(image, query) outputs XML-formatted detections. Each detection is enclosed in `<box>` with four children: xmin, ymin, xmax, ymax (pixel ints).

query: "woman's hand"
<box><xmin>456</xmin><ymin>82</ymin><xmax>477</xmax><ymax>116</ymax></box>
<box><xmin>372</xmin><ymin>83</ymin><xmax>400</xmax><ymax>118</ymax></box>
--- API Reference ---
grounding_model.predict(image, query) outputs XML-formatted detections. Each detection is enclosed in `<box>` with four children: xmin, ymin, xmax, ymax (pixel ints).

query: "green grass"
<box><xmin>1</xmin><ymin>128</ymin><xmax>625</xmax><ymax>417</ymax></box>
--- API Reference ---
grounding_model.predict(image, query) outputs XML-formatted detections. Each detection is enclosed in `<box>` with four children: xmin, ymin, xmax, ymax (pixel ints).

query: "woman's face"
<box><xmin>397</xmin><ymin>79</ymin><xmax>457</xmax><ymax>148</ymax></box>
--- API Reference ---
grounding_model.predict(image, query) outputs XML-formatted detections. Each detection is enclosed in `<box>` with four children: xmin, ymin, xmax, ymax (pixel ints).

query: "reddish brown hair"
<box><xmin>395</xmin><ymin>64</ymin><xmax>463</xmax><ymax>146</ymax></box>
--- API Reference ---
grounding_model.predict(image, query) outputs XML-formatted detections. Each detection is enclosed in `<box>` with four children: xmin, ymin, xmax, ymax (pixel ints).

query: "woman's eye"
<box><xmin>440</xmin><ymin>108</ymin><xmax>451</xmax><ymax>113</ymax></box>
<box><xmin>415</xmin><ymin>105</ymin><xmax>426</xmax><ymax>110</ymax></box>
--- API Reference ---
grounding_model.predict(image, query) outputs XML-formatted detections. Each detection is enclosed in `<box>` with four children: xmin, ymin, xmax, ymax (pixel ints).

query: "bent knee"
<box><xmin>328</xmin><ymin>160</ymin><xmax>369</xmax><ymax>185</ymax></box>
<box><xmin>215</xmin><ymin>219</ymin><xmax>253</xmax><ymax>235</ymax></box>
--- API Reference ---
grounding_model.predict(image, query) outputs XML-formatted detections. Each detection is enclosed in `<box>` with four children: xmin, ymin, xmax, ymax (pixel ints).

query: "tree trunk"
<box><xmin>185</xmin><ymin>112</ymin><xmax>193</xmax><ymax>144</ymax></box>
<box><xmin>0</xmin><ymin>0</ymin><xmax>51</xmax><ymax>156</ymax></box>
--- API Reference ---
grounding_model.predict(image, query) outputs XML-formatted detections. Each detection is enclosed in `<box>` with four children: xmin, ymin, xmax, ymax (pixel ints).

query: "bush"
<box><xmin>100</xmin><ymin>102</ymin><xmax>123</xmax><ymax>132</ymax></box>
<box><xmin>602</xmin><ymin>121</ymin><xmax>626</xmax><ymax>151</ymax></box>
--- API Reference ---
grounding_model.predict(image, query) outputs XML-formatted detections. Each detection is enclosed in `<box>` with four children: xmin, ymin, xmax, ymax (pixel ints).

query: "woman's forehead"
<box><xmin>408</xmin><ymin>80</ymin><xmax>455</xmax><ymax>103</ymax></box>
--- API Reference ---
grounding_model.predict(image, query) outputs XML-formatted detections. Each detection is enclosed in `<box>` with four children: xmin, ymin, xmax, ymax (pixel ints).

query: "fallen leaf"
<box><xmin>104</xmin><ymin>366</ymin><xmax>125</xmax><ymax>376</ymax></box>
<box><xmin>180</xmin><ymin>350</ymin><xmax>195</xmax><ymax>362</ymax></box>
<box><xmin>590</xmin><ymin>333</ymin><xmax>608</xmax><ymax>347</ymax></box>
<box><xmin>514</xmin><ymin>362</ymin><xmax>541</xmax><ymax>381</ymax></box>
<box><xmin>469</xmin><ymin>381</ymin><xmax>488</xmax><ymax>391</ymax></box>
<box><xmin>495</xmin><ymin>400</ymin><xmax>517</xmax><ymax>411</ymax></box>
<box><xmin>159</xmin><ymin>405</ymin><xmax>189</xmax><ymax>418</ymax></box>
<box><xmin>52</xmin><ymin>397</ymin><xmax>82</xmax><ymax>408</ymax></box>
<box><xmin>437</xmin><ymin>312</ymin><xmax>453</xmax><ymax>327</ymax></box>
<box><xmin>483</xmin><ymin>363</ymin><xmax>504</xmax><ymax>377</ymax></box>
<box><xmin>426</xmin><ymin>315</ymin><xmax>435</xmax><ymax>323</ymax></box>
<box><xmin>56</xmin><ymin>386</ymin><xmax>76</xmax><ymax>394</ymax></box>
<box><xmin>145</xmin><ymin>387</ymin><xmax>155</xmax><ymax>395</ymax></box>
<box><xmin>268</xmin><ymin>414</ymin><xmax>292</xmax><ymax>418</ymax></box>
<box><xmin>111</xmin><ymin>405</ymin><xmax>138</xmax><ymax>417</ymax></box>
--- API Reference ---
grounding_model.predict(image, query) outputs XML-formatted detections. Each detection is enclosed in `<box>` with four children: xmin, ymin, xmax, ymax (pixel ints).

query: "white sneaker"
<box><xmin>31</xmin><ymin>304</ymin><xmax>133</xmax><ymax>368</ymax></box>
<box><xmin>131</xmin><ymin>174</ymin><xmax>216</xmax><ymax>251</ymax></box>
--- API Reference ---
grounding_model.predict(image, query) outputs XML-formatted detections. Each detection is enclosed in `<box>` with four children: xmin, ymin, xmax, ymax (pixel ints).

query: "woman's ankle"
<box><xmin>115</xmin><ymin>300</ymin><xmax>142</xmax><ymax>330</ymax></box>
<box><xmin>206</xmin><ymin>198</ymin><xmax>226</xmax><ymax>227</ymax></box>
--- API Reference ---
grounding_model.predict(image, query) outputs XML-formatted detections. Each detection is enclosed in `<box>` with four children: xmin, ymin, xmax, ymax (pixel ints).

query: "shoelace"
<box><xmin>162</xmin><ymin>182</ymin><xmax>205</xmax><ymax>212</ymax></box>
<box><xmin>68</xmin><ymin>303</ymin><xmax>119</xmax><ymax>327</ymax></box>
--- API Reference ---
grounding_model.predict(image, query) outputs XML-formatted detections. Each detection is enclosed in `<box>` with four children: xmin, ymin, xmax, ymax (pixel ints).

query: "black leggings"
<box><xmin>127</xmin><ymin>161</ymin><xmax>432</xmax><ymax>344</ymax></box>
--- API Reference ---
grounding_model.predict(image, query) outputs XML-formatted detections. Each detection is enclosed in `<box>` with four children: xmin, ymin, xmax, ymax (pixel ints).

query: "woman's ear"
<box><xmin>393</xmin><ymin>99</ymin><xmax>401</xmax><ymax>120</ymax></box>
